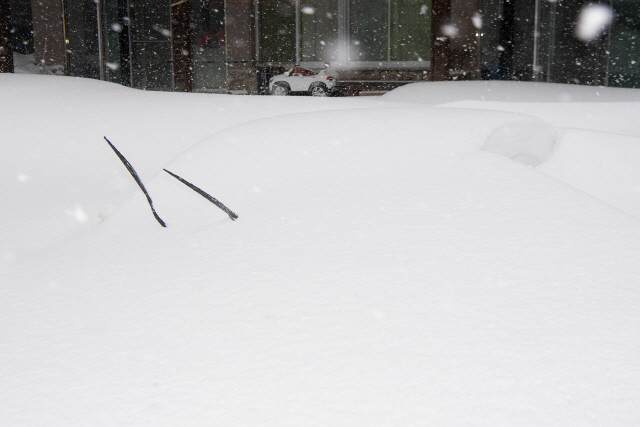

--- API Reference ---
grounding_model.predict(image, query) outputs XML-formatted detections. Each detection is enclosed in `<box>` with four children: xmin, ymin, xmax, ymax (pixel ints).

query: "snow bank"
<box><xmin>388</xmin><ymin>81</ymin><xmax>640</xmax><ymax>218</ymax></box>
<box><xmin>2</xmin><ymin>76</ymin><xmax>640</xmax><ymax>426</ymax></box>
<box><xmin>383</xmin><ymin>80</ymin><xmax>640</xmax><ymax>104</ymax></box>
<box><xmin>482</xmin><ymin>120</ymin><xmax>558</xmax><ymax>166</ymax></box>
<box><xmin>384</xmin><ymin>81</ymin><xmax>640</xmax><ymax>138</ymax></box>
<box><xmin>538</xmin><ymin>129</ymin><xmax>640</xmax><ymax>219</ymax></box>
<box><xmin>0</xmin><ymin>74</ymin><xmax>378</xmax><ymax>258</ymax></box>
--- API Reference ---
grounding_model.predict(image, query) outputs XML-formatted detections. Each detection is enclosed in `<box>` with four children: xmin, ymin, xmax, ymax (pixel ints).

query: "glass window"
<box><xmin>104</xmin><ymin>0</ymin><xmax>130</xmax><ymax>86</ymax></box>
<box><xmin>390</xmin><ymin>0</ymin><xmax>431</xmax><ymax>61</ymax></box>
<box><xmin>301</xmin><ymin>0</ymin><xmax>339</xmax><ymax>62</ymax></box>
<box><xmin>259</xmin><ymin>1</ymin><xmax>296</xmax><ymax>62</ymax></box>
<box><xmin>129</xmin><ymin>0</ymin><xmax>172</xmax><ymax>90</ymax></box>
<box><xmin>546</xmin><ymin>1</ymin><xmax>609</xmax><ymax>86</ymax></box>
<box><xmin>129</xmin><ymin>0</ymin><xmax>171</xmax><ymax>42</ymax></box>
<box><xmin>64</xmin><ymin>0</ymin><xmax>100</xmax><ymax>79</ymax></box>
<box><xmin>130</xmin><ymin>40</ymin><xmax>172</xmax><ymax>89</ymax></box>
<box><xmin>258</xmin><ymin>0</ymin><xmax>432</xmax><ymax>66</ymax></box>
<box><xmin>349</xmin><ymin>0</ymin><xmax>387</xmax><ymax>61</ymax></box>
<box><xmin>609</xmin><ymin>0</ymin><xmax>640</xmax><ymax>88</ymax></box>
<box><xmin>190</xmin><ymin>2</ymin><xmax>226</xmax><ymax>91</ymax></box>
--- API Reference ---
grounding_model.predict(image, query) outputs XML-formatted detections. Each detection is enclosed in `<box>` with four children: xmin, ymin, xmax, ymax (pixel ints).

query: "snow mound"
<box><xmin>0</xmin><ymin>74</ymin><xmax>380</xmax><ymax>259</ymax></box>
<box><xmin>54</xmin><ymin>106</ymin><xmax>640</xmax><ymax>426</ymax></box>
<box><xmin>383</xmin><ymin>81</ymin><xmax>640</xmax><ymax>104</ymax></box>
<box><xmin>538</xmin><ymin>129</ymin><xmax>640</xmax><ymax>219</ymax></box>
<box><xmin>120</xmin><ymin>106</ymin><xmax>547</xmax><ymax>232</ymax></box>
<box><xmin>4</xmin><ymin>75</ymin><xmax>640</xmax><ymax>426</ymax></box>
<box><xmin>482</xmin><ymin>120</ymin><xmax>558</xmax><ymax>166</ymax></box>
<box><xmin>479</xmin><ymin>120</ymin><xmax>640</xmax><ymax>219</ymax></box>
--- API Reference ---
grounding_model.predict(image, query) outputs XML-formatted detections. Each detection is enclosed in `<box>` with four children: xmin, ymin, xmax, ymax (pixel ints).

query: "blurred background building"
<box><xmin>2</xmin><ymin>0</ymin><xmax>639</xmax><ymax>94</ymax></box>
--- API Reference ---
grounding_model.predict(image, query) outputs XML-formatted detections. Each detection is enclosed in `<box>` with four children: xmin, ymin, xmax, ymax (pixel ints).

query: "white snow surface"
<box><xmin>2</xmin><ymin>76</ymin><xmax>640</xmax><ymax>426</ymax></box>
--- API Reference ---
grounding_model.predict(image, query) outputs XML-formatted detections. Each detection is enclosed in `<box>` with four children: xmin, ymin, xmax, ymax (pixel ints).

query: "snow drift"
<box><xmin>2</xmin><ymin>75</ymin><xmax>640</xmax><ymax>426</ymax></box>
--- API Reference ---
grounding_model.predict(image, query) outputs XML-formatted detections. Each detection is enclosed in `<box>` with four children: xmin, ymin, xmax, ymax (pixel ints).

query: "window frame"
<box><xmin>256</xmin><ymin>0</ymin><xmax>431</xmax><ymax>70</ymax></box>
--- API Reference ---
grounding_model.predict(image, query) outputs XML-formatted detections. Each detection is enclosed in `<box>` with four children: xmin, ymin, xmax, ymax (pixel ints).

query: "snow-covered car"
<box><xmin>269</xmin><ymin>63</ymin><xmax>339</xmax><ymax>96</ymax></box>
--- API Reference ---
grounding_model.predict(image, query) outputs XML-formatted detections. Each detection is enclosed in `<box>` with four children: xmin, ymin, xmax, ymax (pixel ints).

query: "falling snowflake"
<box><xmin>575</xmin><ymin>4</ymin><xmax>613</xmax><ymax>41</ymax></box>
<box><xmin>301</xmin><ymin>6</ymin><xmax>316</xmax><ymax>15</ymax></box>
<box><xmin>442</xmin><ymin>24</ymin><xmax>459</xmax><ymax>37</ymax></box>
<box><xmin>472</xmin><ymin>12</ymin><xmax>483</xmax><ymax>30</ymax></box>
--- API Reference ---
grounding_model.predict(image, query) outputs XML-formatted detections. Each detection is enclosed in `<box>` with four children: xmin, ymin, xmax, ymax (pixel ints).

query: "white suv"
<box><xmin>269</xmin><ymin>63</ymin><xmax>339</xmax><ymax>96</ymax></box>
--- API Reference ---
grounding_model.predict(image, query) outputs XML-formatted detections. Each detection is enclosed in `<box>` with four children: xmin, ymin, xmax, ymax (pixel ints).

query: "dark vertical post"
<box><xmin>0</xmin><ymin>0</ymin><xmax>14</xmax><ymax>73</ymax></box>
<box><xmin>96</xmin><ymin>0</ymin><xmax>105</xmax><ymax>80</ymax></box>
<box><xmin>498</xmin><ymin>0</ymin><xmax>515</xmax><ymax>79</ymax></box>
<box><xmin>430</xmin><ymin>0</ymin><xmax>451</xmax><ymax>81</ymax></box>
<box><xmin>226</xmin><ymin>0</ymin><xmax>257</xmax><ymax>93</ymax></box>
<box><xmin>172</xmin><ymin>1</ymin><xmax>192</xmax><ymax>92</ymax></box>
<box><xmin>449</xmin><ymin>0</ymin><xmax>480</xmax><ymax>79</ymax></box>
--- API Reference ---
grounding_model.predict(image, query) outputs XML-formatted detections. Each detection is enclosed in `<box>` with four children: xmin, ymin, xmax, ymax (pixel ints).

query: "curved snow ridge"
<box><xmin>482</xmin><ymin>120</ymin><xmax>560</xmax><ymax>167</ymax></box>
<box><xmin>160</xmin><ymin>104</ymin><xmax>398</xmax><ymax>167</ymax></box>
<box><xmin>537</xmin><ymin>129</ymin><xmax>640</xmax><ymax>220</ymax></box>
<box><xmin>167</xmin><ymin>103</ymin><xmax>544</xmax><ymax>156</ymax></box>
<box><xmin>382</xmin><ymin>80</ymin><xmax>640</xmax><ymax>104</ymax></box>
<box><xmin>480</xmin><ymin>121</ymin><xmax>640</xmax><ymax>220</ymax></box>
<box><xmin>438</xmin><ymin>100</ymin><xmax>640</xmax><ymax>139</ymax></box>
<box><xmin>129</xmin><ymin>107</ymin><xmax>547</xmax><ymax>231</ymax></box>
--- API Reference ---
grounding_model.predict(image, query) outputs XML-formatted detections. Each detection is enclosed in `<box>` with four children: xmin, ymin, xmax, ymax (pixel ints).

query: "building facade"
<box><xmin>6</xmin><ymin>0</ymin><xmax>640</xmax><ymax>93</ymax></box>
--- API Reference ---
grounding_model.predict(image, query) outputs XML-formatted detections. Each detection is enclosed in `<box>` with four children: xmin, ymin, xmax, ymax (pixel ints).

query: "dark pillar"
<box><xmin>172</xmin><ymin>2</ymin><xmax>192</xmax><ymax>92</ymax></box>
<box><xmin>0</xmin><ymin>0</ymin><xmax>14</xmax><ymax>73</ymax></box>
<box><xmin>431</xmin><ymin>0</ymin><xmax>451</xmax><ymax>81</ymax></box>
<box><xmin>450</xmin><ymin>0</ymin><xmax>480</xmax><ymax>79</ymax></box>
<box><xmin>498</xmin><ymin>0</ymin><xmax>515</xmax><ymax>78</ymax></box>
<box><xmin>225</xmin><ymin>0</ymin><xmax>256</xmax><ymax>94</ymax></box>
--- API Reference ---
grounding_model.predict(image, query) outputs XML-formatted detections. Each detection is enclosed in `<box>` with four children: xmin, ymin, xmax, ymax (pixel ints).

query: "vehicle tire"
<box><xmin>309</xmin><ymin>83</ymin><xmax>329</xmax><ymax>97</ymax></box>
<box><xmin>271</xmin><ymin>82</ymin><xmax>291</xmax><ymax>96</ymax></box>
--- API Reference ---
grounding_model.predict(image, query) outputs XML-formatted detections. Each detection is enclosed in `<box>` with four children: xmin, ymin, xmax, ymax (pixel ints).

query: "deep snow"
<box><xmin>2</xmin><ymin>75</ymin><xmax>640</xmax><ymax>426</ymax></box>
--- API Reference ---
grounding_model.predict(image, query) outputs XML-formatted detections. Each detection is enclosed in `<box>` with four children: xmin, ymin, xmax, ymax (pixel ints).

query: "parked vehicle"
<box><xmin>269</xmin><ymin>63</ymin><xmax>341</xmax><ymax>96</ymax></box>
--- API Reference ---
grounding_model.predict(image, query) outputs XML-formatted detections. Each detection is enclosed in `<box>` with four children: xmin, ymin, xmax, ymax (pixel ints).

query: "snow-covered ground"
<box><xmin>2</xmin><ymin>74</ymin><xmax>640</xmax><ymax>426</ymax></box>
